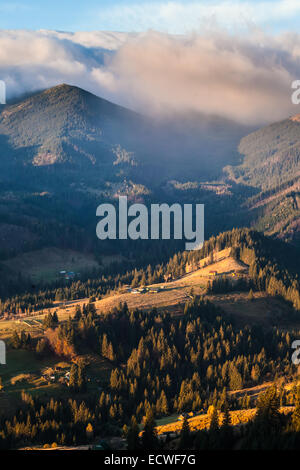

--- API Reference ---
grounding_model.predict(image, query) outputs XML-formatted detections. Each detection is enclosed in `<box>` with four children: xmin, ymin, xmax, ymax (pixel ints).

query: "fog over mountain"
<box><xmin>0</xmin><ymin>83</ymin><xmax>248</xmax><ymax>184</ymax></box>
<box><xmin>1</xmin><ymin>29</ymin><xmax>300</xmax><ymax>125</ymax></box>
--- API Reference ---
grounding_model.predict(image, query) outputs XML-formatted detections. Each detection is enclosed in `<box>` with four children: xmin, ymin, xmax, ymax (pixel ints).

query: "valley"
<box><xmin>1</xmin><ymin>231</ymin><xmax>300</xmax><ymax>450</ymax></box>
<box><xmin>0</xmin><ymin>83</ymin><xmax>300</xmax><ymax>291</ymax></box>
<box><xmin>1</xmin><ymin>84</ymin><xmax>300</xmax><ymax>451</ymax></box>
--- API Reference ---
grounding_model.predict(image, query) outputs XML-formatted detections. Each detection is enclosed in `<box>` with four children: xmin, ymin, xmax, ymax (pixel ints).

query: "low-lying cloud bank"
<box><xmin>1</xmin><ymin>29</ymin><xmax>300</xmax><ymax>124</ymax></box>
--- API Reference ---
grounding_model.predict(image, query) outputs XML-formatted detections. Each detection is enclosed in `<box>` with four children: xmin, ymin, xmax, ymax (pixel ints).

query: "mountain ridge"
<box><xmin>0</xmin><ymin>83</ymin><xmax>249</xmax><ymax>183</ymax></box>
<box><xmin>0</xmin><ymin>83</ymin><xmax>142</xmax><ymax>171</ymax></box>
<box><xmin>1</xmin><ymin>83</ymin><xmax>300</xmax><ymax>272</ymax></box>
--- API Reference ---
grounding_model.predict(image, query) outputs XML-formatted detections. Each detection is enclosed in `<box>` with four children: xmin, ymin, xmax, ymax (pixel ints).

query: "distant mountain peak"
<box><xmin>0</xmin><ymin>83</ymin><xmax>141</xmax><ymax>170</ymax></box>
<box><xmin>0</xmin><ymin>83</ymin><xmax>247</xmax><ymax>183</ymax></box>
<box><xmin>42</xmin><ymin>83</ymin><xmax>94</xmax><ymax>99</ymax></box>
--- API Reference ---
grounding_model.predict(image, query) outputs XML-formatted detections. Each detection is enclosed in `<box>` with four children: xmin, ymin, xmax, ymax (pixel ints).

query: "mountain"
<box><xmin>0</xmin><ymin>84</ymin><xmax>248</xmax><ymax>187</ymax></box>
<box><xmin>0</xmin><ymin>84</ymin><xmax>252</xmax><ymax>285</ymax></box>
<box><xmin>225</xmin><ymin>115</ymin><xmax>300</xmax><ymax>190</ymax></box>
<box><xmin>3</xmin><ymin>83</ymin><xmax>300</xmax><ymax>254</ymax></box>
<box><xmin>0</xmin><ymin>84</ymin><xmax>143</xmax><ymax>183</ymax></box>
<box><xmin>224</xmin><ymin>114</ymin><xmax>300</xmax><ymax>242</ymax></box>
<box><xmin>4</xmin><ymin>83</ymin><xmax>300</xmax><ymax>281</ymax></box>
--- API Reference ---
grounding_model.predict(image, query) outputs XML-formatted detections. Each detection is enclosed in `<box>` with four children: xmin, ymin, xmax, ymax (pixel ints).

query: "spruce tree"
<box><xmin>179</xmin><ymin>416</ymin><xmax>191</xmax><ymax>448</ymax></box>
<box><xmin>209</xmin><ymin>406</ymin><xmax>219</xmax><ymax>432</ymax></box>
<box><xmin>127</xmin><ymin>416</ymin><xmax>140</xmax><ymax>450</ymax></box>
<box><xmin>221</xmin><ymin>401</ymin><xmax>231</xmax><ymax>429</ymax></box>
<box><xmin>291</xmin><ymin>387</ymin><xmax>300</xmax><ymax>431</ymax></box>
<box><xmin>141</xmin><ymin>408</ymin><xmax>159</xmax><ymax>450</ymax></box>
<box><xmin>255</xmin><ymin>385</ymin><xmax>281</xmax><ymax>432</ymax></box>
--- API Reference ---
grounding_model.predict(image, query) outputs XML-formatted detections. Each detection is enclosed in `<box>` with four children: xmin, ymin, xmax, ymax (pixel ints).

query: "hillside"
<box><xmin>225</xmin><ymin>116</ymin><xmax>300</xmax><ymax>191</ymax></box>
<box><xmin>0</xmin><ymin>84</ymin><xmax>143</xmax><ymax>183</ymax></box>
<box><xmin>0</xmin><ymin>84</ymin><xmax>247</xmax><ymax>185</ymax></box>
<box><xmin>223</xmin><ymin>115</ymin><xmax>300</xmax><ymax>242</ymax></box>
<box><xmin>2</xmin><ymin>83</ymin><xmax>300</xmax><ymax>278</ymax></box>
<box><xmin>0</xmin><ymin>83</ymin><xmax>253</xmax><ymax>282</ymax></box>
<box><xmin>1</xmin><ymin>250</ymin><xmax>293</xmax><ymax>332</ymax></box>
<box><xmin>2</xmin><ymin>84</ymin><xmax>300</xmax><ymax>281</ymax></box>
<box><xmin>0</xmin><ymin>228</ymin><xmax>300</xmax><ymax>450</ymax></box>
<box><xmin>155</xmin><ymin>406</ymin><xmax>294</xmax><ymax>436</ymax></box>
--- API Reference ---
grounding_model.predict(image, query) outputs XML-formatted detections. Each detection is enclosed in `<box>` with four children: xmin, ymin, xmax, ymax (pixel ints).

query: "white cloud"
<box><xmin>95</xmin><ymin>30</ymin><xmax>298</xmax><ymax>124</ymax></box>
<box><xmin>39</xmin><ymin>30</ymin><xmax>134</xmax><ymax>50</ymax></box>
<box><xmin>1</xmin><ymin>28</ymin><xmax>300</xmax><ymax>124</ymax></box>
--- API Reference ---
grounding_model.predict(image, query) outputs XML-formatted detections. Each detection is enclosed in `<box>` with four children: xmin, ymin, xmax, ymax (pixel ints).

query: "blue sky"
<box><xmin>0</xmin><ymin>0</ymin><xmax>300</xmax><ymax>33</ymax></box>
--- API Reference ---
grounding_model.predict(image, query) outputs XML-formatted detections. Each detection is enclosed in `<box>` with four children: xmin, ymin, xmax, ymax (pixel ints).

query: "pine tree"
<box><xmin>248</xmin><ymin>289</ymin><xmax>254</xmax><ymax>301</ymax></box>
<box><xmin>221</xmin><ymin>401</ymin><xmax>231</xmax><ymax>429</ymax></box>
<box><xmin>86</xmin><ymin>423</ymin><xmax>93</xmax><ymax>441</ymax></box>
<box><xmin>179</xmin><ymin>416</ymin><xmax>190</xmax><ymax>448</ymax></box>
<box><xmin>209</xmin><ymin>406</ymin><xmax>219</xmax><ymax>432</ymax></box>
<box><xmin>126</xmin><ymin>416</ymin><xmax>140</xmax><ymax>450</ymax></box>
<box><xmin>77</xmin><ymin>362</ymin><xmax>86</xmax><ymax>392</ymax></box>
<box><xmin>219</xmin><ymin>401</ymin><xmax>233</xmax><ymax>448</ymax></box>
<box><xmin>291</xmin><ymin>387</ymin><xmax>300</xmax><ymax>431</ymax></box>
<box><xmin>74</xmin><ymin>305</ymin><xmax>82</xmax><ymax>321</ymax></box>
<box><xmin>229</xmin><ymin>364</ymin><xmax>243</xmax><ymax>391</ymax></box>
<box><xmin>36</xmin><ymin>338</ymin><xmax>47</xmax><ymax>358</ymax></box>
<box><xmin>52</xmin><ymin>311</ymin><xmax>59</xmax><ymax>324</ymax></box>
<box><xmin>141</xmin><ymin>408</ymin><xmax>159</xmax><ymax>450</ymax></box>
<box><xmin>11</xmin><ymin>330</ymin><xmax>21</xmax><ymax>349</ymax></box>
<box><xmin>255</xmin><ymin>385</ymin><xmax>280</xmax><ymax>432</ymax></box>
<box><xmin>69</xmin><ymin>364</ymin><xmax>78</xmax><ymax>391</ymax></box>
<box><xmin>208</xmin><ymin>405</ymin><xmax>220</xmax><ymax>449</ymax></box>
